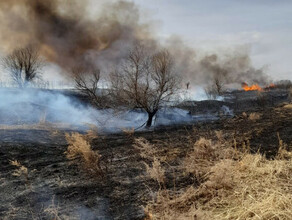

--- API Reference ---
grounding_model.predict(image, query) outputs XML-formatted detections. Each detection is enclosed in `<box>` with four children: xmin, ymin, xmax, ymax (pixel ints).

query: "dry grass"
<box><xmin>283</xmin><ymin>103</ymin><xmax>292</xmax><ymax>109</ymax></box>
<box><xmin>65</xmin><ymin>132</ymin><xmax>102</xmax><ymax>176</ymax></box>
<box><xmin>10</xmin><ymin>160</ymin><xmax>30</xmax><ymax>187</ymax></box>
<box><xmin>145</xmin><ymin>157</ymin><xmax>165</xmax><ymax>187</ymax></box>
<box><xmin>134</xmin><ymin>137</ymin><xmax>159</xmax><ymax>161</ymax></box>
<box><xmin>184</xmin><ymin>136</ymin><xmax>238</xmax><ymax>180</ymax></box>
<box><xmin>134</xmin><ymin>137</ymin><xmax>165</xmax><ymax>188</ymax></box>
<box><xmin>144</xmin><ymin>132</ymin><xmax>292</xmax><ymax>220</ymax></box>
<box><xmin>122</xmin><ymin>127</ymin><xmax>135</xmax><ymax>137</ymax></box>
<box><xmin>248</xmin><ymin>112</ymin><xmax>261</xmax><ymax>120</ymax></box>
<box><xmin>0</xmin><ymin>122</ymin><xmax>72</xmax><ymax>130</ymax></box>
<box><xmin>84</xmin><ymin>123</ymin><xmax>99</xmax><ymax>141</ymax></box>
<box><xmin>44</xmin><ymin>196</ymin><xmax>62</xmax><ymax>220</ymax></box>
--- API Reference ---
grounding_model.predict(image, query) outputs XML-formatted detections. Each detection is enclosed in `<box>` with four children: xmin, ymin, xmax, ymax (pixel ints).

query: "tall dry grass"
<box><xmin>143</xmin><ymin>131</ymin><xmax>292</xmax><ymax>220</ymax></box>
<box><xmin>65</xmin><ymin>132</ymin><xmax>103</xmax><ymax>176</ymax></box>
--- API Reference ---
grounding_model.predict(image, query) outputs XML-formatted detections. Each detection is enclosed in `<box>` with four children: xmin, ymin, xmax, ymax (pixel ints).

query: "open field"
<box><xmin>0</xmin><ymin>104</ymin><xmax>291</xmax><ymax>219</ymax></box>
<box><xmin>1</xmin><ymin>0</ymin><xmax>292</xmax><ymax>219</ymax></box>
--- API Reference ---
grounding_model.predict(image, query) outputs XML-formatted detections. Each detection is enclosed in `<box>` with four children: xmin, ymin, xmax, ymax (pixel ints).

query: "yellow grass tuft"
<box><xmin>248</xmin><ymin>112</ymin><xmax>261</xmax><ymax>120</ymax></box>
<box><xmin>10</xmin><ymin>160</ymin><xmax>30</xmax><ymax>187</ymax></box>
<box><xmin>145</xmin><ymin>157</ymin><xmax>165</xmax><ymax>187</ymax></box>
<box><xmin>65</xmin><ymin>132</ymin><xmax>102</xmax><ymax>176</ymax></box>
<box><xmin>283</xmin><ymin>103</ymin><xmax>292</xmax><ymax>109</ymax></box>
<box><xmin>134</xmin><ymin>137</ymin><xmax>158</xmax><ymax>161</ymax></box>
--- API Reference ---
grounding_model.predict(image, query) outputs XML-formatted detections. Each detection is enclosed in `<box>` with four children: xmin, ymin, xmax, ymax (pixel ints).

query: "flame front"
<box><xmin>242</xmin><ymin>83</ymin><xmax>263</xmax><ymax>91</ymax></box>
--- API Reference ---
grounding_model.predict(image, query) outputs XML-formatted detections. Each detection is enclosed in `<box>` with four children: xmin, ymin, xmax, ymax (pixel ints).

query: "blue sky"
<box><xmin>133</xmin><ymin>0</ymin><xmax>292</xmax><ymax>80</ymax></box>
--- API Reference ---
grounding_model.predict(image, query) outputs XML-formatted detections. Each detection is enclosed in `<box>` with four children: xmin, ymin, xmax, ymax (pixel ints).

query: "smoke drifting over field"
<box><xmin>166</xmin><ymin>38</ymin><xmax>269</xmax><ymax>88</ymax></box>
<box><xmin>0</xmin><ymin>88</ymin><xmax>196</xmax><ymax>131</ymax></box>
<box><xmin>0</xmin><ymin>0</ymin><xmax>268</xmax><ymax>86</ymax></box>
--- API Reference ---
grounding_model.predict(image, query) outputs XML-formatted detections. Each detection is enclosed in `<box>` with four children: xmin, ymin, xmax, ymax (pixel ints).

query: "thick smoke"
<box><xmin>0</xmin><ymin>0</ymin><xmax>155</xmax><ymax>72</ymax></box>
<box><xmin>165</xmin><ymin>37</ymin><xmax>269</xmax><ymax>89</ymax></box>
<box><xmin>0</xmin><ymin>0</ymin><xmax>268</xmax><ymax>86</ymax></box>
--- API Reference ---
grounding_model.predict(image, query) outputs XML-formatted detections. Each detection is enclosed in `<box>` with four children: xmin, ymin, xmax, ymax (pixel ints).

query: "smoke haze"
<box><xmin>0</xmin><ymin>88</ymin><xmax>197</xmax><ymax>131</ymax></box>
<box><xmin>0</xmin><ymin>0</ymin><xmax>269</xmax><ymax>87</ymax></box>
<box><xmin>0</xmin><ymin>0</ymin><xmax>155</xmax><ymax>72</ymax></box>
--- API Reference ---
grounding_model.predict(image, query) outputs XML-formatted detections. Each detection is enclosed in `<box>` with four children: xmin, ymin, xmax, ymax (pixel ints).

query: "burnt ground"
<box><xmin>0</xmin><ymin>105</ymin><xmax>291</xmax><ymax>219</ymax></box>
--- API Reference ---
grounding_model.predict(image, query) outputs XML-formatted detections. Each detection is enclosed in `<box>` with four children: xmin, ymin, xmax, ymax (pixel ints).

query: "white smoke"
<box><xmin>0</xmin><ymin>88</ymin><xmax>202</xmax><ymax>132</ymax></box>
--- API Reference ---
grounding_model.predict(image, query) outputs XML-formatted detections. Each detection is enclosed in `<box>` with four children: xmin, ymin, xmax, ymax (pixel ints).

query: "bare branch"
<box><xmin>73</xmin><ymin>67</ymin><xmax>105</xmax><ymax>108</ymax></box>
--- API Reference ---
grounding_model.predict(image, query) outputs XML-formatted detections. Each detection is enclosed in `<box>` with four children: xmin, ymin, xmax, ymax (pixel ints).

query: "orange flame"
<box><xmin>242</xmin><ymin>83</ymin><xmax>263</xmax><ymax>91</ymax></box>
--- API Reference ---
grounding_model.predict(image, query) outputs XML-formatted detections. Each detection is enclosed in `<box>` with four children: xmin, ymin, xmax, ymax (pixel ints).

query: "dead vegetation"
<box><xmin>142</xmin><ymin>130</ymin><xmax>292</xmax><ymax>220</ymax></box>
<box><xmin>65</xmin><ymin>132</ymin><xmax>103</xmax><ymax>176</ymax></box>
<box><xmin>10</xmin><ymin>160</ymin><xmax>30</xmax><ymax>188</ymax></box>
<box><xmin>1</xmin><ymin>106</ymin><xmax>291</xmax><ymax>219</ymax></box>
<box><xmin>43</xmin><ymin>196</ymin><xmax>62</xmax><ymax>220</ymax></box>
<box><xmin>248</xmin><ymin>112</ymin><xmax>261</xmax><ymax>120</ymax></box>
<box><xmin>122</xmin><ymin>127</ymin><xmax>135</xmax><ymax>137</ymax></box>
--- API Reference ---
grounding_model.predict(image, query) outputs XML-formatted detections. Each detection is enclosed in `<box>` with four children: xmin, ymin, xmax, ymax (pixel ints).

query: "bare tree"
<box><xmin>110</xmin><ymin>45</ymin><xmax>180</xmax><ymax>127</ymax></box>
<box><xmin>205</xmin><ymin>73</ymin><xmax>226</xmax><ymax>99</ymax></box>
<box><xmin>2</xmin><ymin>46</ymin><xmax>43</xmax><ymax>88</ymax></box>
<box><xmin>204</xmin><ymin>85</ymin><xmax>218</xmax><ymax>100</ymax></box>
<box><xmin>213</xmin><ymin>74</ymin><xmax>225</xmax><ymax>95</ymax></box>
<box><xmin>73</xmin><ymin>67</ymin><xmax>105</xmax><ymax>108</ymax></box>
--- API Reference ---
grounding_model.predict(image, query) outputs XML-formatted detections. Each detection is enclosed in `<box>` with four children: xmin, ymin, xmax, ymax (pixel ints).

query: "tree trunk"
<box><xmin>146</xmin><ymin>110</ymin><xmax>158</xmax><ymax>127</ymax></box>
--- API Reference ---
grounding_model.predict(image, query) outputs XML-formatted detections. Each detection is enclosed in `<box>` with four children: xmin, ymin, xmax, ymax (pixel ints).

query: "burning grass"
<box><xmin>143</xmin><ymin>131</ymin><xmax>292</xmax><ymax>220</ymax></box>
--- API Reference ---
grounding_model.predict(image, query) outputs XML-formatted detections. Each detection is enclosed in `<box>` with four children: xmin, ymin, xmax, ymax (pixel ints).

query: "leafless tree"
<box><xmin>2</xmin><ymin>46</ymin><xmax>43</xmax><ymax>88</ymax></box>
<box><xmin>204</xmin><ymin>85</ymin><xmax>218</xmax><ymax>100</ymax></box>
<box><xmin>73</xmin><ymin>67</ymin><xmax>106</xmax><ymax>108</ymax></box>
<box><xmin>213</xmin><ymin>74</ymin><xmax>225</xmax><ymax>95</ymax></box>
<box><xmin>110</xmin><ymin>45</ymin><xmax>180</xmax><ymax>127</ymax></box>
<box><xmin>205</xmin><ymin>74</ymin><xmax>226</xmax><ymax>99</ymax></box>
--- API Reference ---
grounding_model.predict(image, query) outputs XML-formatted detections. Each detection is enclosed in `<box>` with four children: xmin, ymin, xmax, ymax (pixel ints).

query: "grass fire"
<box><xmin>0</xmin><ymin>1</ymin><xmax>292</xmax><ymax>219</ymax></box>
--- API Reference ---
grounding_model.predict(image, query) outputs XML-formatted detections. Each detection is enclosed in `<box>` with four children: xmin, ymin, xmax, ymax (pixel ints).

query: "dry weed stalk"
<box><xmin>134</xmin><ymin>138</ymin><xmax>165</xmax><ymax>186</ymax></box>
<box><xmin>65</xmin><ymin>132</ymin><xmax>102</xmax><ymax>176</ymax></box>
<box><xmin>10</xmin><ymin>160</ymin><xmax>30</xmax><ymax>187</ymax></box>
<box><xmin>145</xmin><ymin>157</ymin><xmax>165</xmax><ymax>188</ymax></box>
<box><xmin>134</xmin><ymin>137</ymin><xmax>158</xmax><ymax>161</ymax></box>
<box><xmin>44</xmin><ymin>196</ymin><xmax>62</xmax><ymax>220</ymax></box>
<box><xmin>276</xmin><ymin>132</ymin><xmax>292</xmax><ymax>159</ymax></box>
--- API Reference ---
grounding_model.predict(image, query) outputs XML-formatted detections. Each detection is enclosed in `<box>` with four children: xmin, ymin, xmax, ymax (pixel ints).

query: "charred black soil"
<box><xmin>0</xmin><ymin>105</ymin><xmax>291</xmax><ymax>219</ymax></box>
